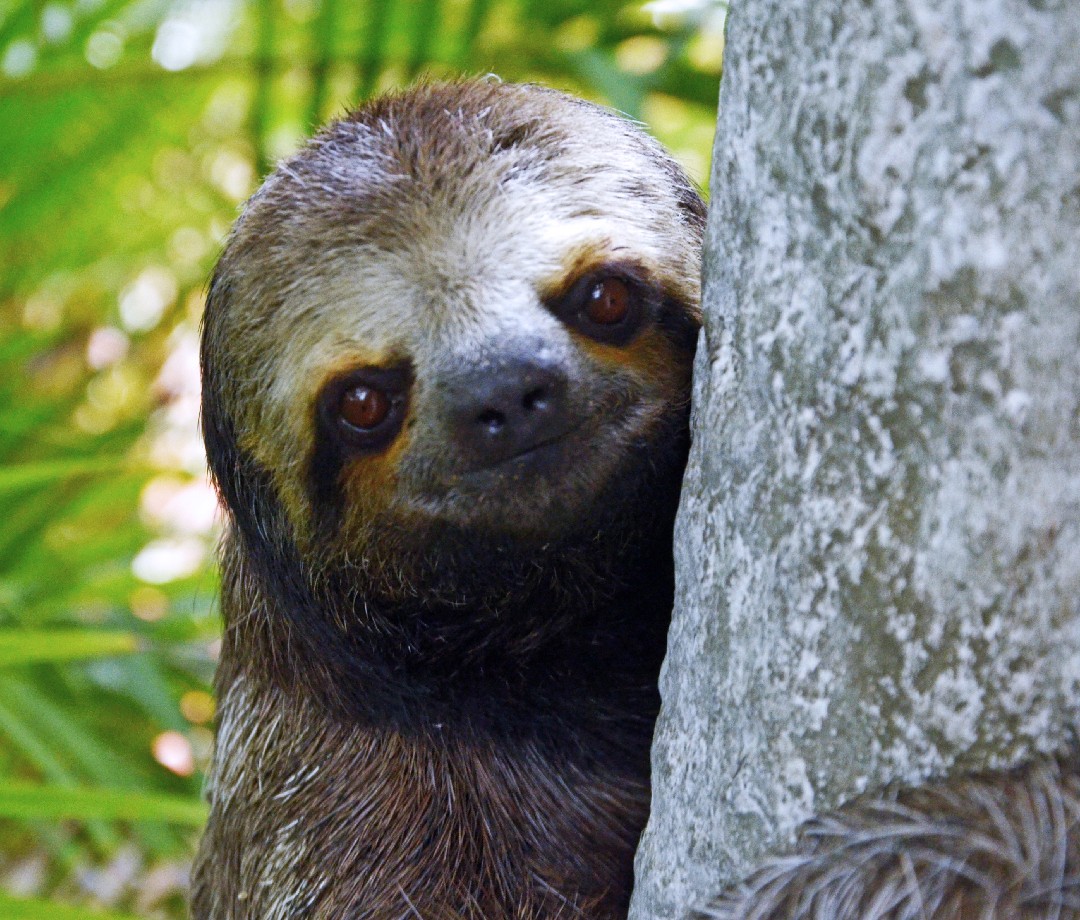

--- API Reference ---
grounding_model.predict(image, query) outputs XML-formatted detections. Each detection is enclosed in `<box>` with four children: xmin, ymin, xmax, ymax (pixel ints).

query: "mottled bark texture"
<box><xmin>630</xmin><ymin>0</ymin><xmax>1080</xmax><ymax>917</ymax></box>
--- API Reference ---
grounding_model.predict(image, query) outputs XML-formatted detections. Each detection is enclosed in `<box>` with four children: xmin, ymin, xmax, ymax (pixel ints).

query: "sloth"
<box><xmin>698</xmin><ymin>752</ymin><xmax>1080</xmax><ymax>920</ymax></box>
<box><xmin>192</xmin><ymin>80</ymin><xmax>704</xmax><ymax>919</ymax></box>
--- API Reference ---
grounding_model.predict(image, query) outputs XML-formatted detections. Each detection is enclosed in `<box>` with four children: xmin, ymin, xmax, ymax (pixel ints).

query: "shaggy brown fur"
<box><xmin>696</xmin><ymin>753</ymin><xmax>1080</xmax><ymax>920</ymax></box>
<box><xmin>192</xmin><ymin>80</ymin><xmax>704</xmax><ymax>919</ymax></box>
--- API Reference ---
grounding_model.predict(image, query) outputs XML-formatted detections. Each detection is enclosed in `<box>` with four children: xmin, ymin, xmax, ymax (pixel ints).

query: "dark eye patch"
<box><xmin>308</xmin><ymin>363</ymin><xmax>413</xmax><ymax>527</ymax></box>
<box><xmin>544</xmin><ymin>262</ymin><xmax>658</xmax><ymax>346</ymax></box>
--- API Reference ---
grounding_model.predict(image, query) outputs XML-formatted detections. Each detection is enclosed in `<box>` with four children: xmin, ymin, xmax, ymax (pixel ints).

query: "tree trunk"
<box><xmin>630</xmin><ymin>0</ymin><xmax>1080</xmax><ymax>916</ymax></box>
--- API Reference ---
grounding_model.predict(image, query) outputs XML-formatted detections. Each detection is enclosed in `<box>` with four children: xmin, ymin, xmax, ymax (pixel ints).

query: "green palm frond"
<box><xmin>0</xmin><ymin>0</ymin><xmax>720</xmax><ymax>915</ymax></box>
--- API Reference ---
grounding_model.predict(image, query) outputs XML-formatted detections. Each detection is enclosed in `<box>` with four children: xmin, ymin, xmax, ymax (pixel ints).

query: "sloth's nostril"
<box><xmin>522</xmin><ymin>387</ymin><xmax>549</xmax><ymax>413</ymax></box>
<box><xmin>477</xmin><ymin>409</ymin><xmax>507</xmax><ymax>434</ymax></box>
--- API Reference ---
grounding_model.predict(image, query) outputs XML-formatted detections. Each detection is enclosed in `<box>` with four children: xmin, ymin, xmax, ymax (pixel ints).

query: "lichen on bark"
<box><xmin>630</xmin><ymin>0</ymin><xmax>1080</xmax><ymax>917</ymax></box>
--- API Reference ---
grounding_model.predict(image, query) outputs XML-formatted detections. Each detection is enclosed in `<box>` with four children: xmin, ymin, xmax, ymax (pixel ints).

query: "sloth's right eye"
<box><xmin>318</xmin><ymin>365</ymin><xmax>412</xmax><ymax>454</ymax></box>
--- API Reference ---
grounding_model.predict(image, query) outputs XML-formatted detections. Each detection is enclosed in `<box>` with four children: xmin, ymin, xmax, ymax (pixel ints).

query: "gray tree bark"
<box><xmin>630</xmin><ymin>0</ymin><xmax>1080</xmax><ymax>917</ymax></box>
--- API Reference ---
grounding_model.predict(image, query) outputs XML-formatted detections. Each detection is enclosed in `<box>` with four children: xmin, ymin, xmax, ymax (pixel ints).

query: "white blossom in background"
<box><xmin>2</xmin><ymin>39</ymin><xmax>37</xmax><ymax>78</ymax></box>
<box><xmin>644</xmin><ymin>0</ymin><xmax>727</xmax><ymax>31</ymax></box>
<box><xmin>152</xmin><ymin>731</ymin><xmax>195</xmax><ymax>777</ymax></box>
<box><xmin>118</xmin><ymin>267</ymin><xmax>177</xmax><ymax>333</ymax></box>
<box><xmin>86</xmin><ymin>327</ymin><xmax>130</xmax><ymax>370</ymax></box>
<box><xmin>140</xmin><ymin>476</ymin><xmax>219</xmax><ymax>536</ymax></box>
<box><xmin>150</xmin><ymin>324</ymin><xmax>207</xmax><ymax>475</ymax></box>
<box><xmin>132</xmin><ymin>537</ymin><xmax>207</xmax><ymax>585</ymax></box>
<box><xmin>85</xmin><ymin>26</ymin><xmax>124</xmax><ymax>70</ymax></box>
<box><xmin>151</xmin><ymin>0</ymin><xmax>239</xmax><ymax>72</ymax></box>
<box><xmin>40</xmin><ymin>4</ymin><xmax>74</xmax><ymax>43</ymax></box>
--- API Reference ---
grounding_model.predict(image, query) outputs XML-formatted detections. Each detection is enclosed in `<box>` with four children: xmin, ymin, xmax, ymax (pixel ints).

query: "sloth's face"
<box><xmin>304</xmin><ymin>246</ymin><xmax>693</xmax><ymax>543</ymax></box>
<box><xmin>203</xmin><ymin>83</ymin><xmax>702</xmax><ymax>562</ymax></box>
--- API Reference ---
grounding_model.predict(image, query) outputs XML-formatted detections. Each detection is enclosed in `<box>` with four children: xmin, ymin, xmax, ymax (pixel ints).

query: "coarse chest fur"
<box><xmin>199</xmin><ymin>685</ymin><xmax>650</xmax><ymax>919</ymax></box>
<box><xmin>192</xmin><ymin>80</ymin><xmax>704</xmax><ymax>918</ymax></box>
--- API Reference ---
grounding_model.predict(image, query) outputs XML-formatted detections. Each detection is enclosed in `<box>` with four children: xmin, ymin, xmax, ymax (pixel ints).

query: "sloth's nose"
<box><xmin>446</xmin><ymin>357</ymin><xmax>571</xmax><ymax>468</ymax></box>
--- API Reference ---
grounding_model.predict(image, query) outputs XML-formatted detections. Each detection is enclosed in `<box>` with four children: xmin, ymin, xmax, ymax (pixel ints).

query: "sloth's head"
<box><xmin>202</xmin><ymin>81</ymin><xmax>703</xmax><ymax>608</ymax></box>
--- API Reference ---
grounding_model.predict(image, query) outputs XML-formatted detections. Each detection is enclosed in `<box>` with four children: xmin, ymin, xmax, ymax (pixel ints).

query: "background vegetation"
<box><xmin>0</xmin><ymin>0</ymin><xmax>722</xmax><ymax>916</ymax></box>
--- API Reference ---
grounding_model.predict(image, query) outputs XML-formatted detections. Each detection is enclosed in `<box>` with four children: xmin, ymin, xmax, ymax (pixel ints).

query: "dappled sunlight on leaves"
<box><xmin>0</xmin><ymin>0</ymin><xmax>720</xmax><ymax>915</ymax></box>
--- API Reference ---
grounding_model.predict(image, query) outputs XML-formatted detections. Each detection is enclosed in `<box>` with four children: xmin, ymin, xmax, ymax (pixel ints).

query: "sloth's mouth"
<box><xmin>479</xmin><ymin>422</ymin><xmax>586</xmax><ymax>472</ymax></box>
<box><xmin>400</xmin><ymin>393</ymin><xmax>649</xmax><ymax>531</ymax></box>
<box><xmin>463</xmin><ymin>391</ymin><xmax>639</xmax><ymax>477</ymax></box>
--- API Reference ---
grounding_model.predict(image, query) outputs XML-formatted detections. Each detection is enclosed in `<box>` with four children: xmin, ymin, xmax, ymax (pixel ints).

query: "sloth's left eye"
<box><xmin>547</xmin><ymin>266</ymin><xmax>650</xmax><ymax>346</ymax></box>
<box><xmin>586</xmin><ymin>278</ymin><xmax>631</xmax><ymax>326</ymax></box>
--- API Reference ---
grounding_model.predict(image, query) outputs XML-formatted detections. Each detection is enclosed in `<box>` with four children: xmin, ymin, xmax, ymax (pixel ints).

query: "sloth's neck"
<box><xmin>204</xmin><ymin>531</ymin><xmax>671</xmax><ymax>917</ymax></box>
<box><xmin>203</xmin><ymin>447</ymin><xmax>684</xmax><ymax>918</ymax></box>
<box><xmin>215</xmin><ymin>520</ymin><xmax>673</xmax><ymax>742</ymax></box>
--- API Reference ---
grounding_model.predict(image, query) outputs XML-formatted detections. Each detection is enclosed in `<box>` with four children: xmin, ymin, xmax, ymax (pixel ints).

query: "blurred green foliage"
<box><xmin>0</xmin><ymin>0</ymin><xmax>722</xmax><ymax>915</ymax></box>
